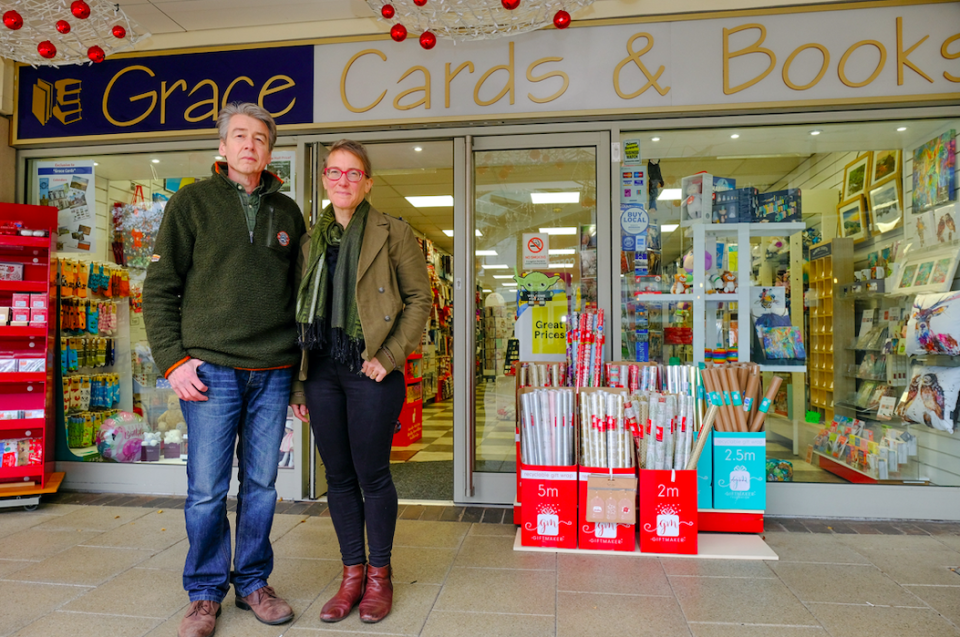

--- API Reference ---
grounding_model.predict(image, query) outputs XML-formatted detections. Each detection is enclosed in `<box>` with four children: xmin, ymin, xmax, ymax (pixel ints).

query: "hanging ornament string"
<box><xmin>366</xmin><ymin>0</ymin><xmax>592</xmax><ymax>49</ymax></box>
<box><xmin>1</xmin><ymin>0</ymin><xmax>149</xmax><ymax>66</ymax></box>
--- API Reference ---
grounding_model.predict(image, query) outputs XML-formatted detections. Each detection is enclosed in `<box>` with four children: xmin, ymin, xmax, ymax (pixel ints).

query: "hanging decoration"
<box><xmin>365</xmin><ymin>0</ymin><xmax>592</xmax><ymax>49</ymax></box>
<box><xmin>0</xmin><ymin>0</ymin><xmax>149</xmax><ymax>66</ymax></box>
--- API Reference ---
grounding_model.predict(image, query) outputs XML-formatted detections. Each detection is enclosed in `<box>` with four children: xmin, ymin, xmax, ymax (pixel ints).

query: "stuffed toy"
<box><xmin>721</xmin><ymin>271</ymin><xmax>737</xmax><ymax>293</ymax></box>
<box><xmin>670</xmin><ymin>273</ymin><xmax>690</xmax><ymax>294</ymax></box>
<box><xmin>156</xmin><ymin>393</ymin><xmax>186</xmax><ymax>434</ymax></box>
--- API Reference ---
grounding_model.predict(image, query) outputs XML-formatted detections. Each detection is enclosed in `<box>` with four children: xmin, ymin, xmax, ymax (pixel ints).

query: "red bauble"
<box><xmin>71</xmin><ymin>0</ymin><xmax>91</xmax><ymax>19</ymax></box>
<box><xmin>419</xmin><ymin>31</ymin><xmax>436</xmax><ymax>49</ymax></box>
<box><xmin>502</xmin><ymin>0</ymin><xmax>520</xmax><ymax>9</ymax></box>
<box><xmin>3</xmin><ymin>10</ymin><xmax>23</xmax><ymax>30</ymax></box>
<box><xmin>38</xmin><ymin>41</ymin><xmax>57</xmax><ymax>59</ymax></box>
<box><xmin>381</xmin><ymin>4</ymin><xmax>395</xmax><ymax>19</ymax></box>
<box><xmin>553</xmin><ymin>10</ymin><xmax>571</xmax><ymax>29</ymax></box>
<box><xmin>112</xmin><ymin>25</ymin><xmax>126</xmax><ymax>38</ymax></box>
<box><xmin>87</xmin><ymin>45</ymin><xmax>105</xmax><ymax>63</ymax></box>
<box><xmin>389</xmin><ymin>23</ymin><xmax>407</xmax><ymax>42</ymax></box>
<box><xmin>413</xmin><ymin>0</ymin><xmax>427</xmax><ymax>5</ymax></box>
<box><xmin>56</xmin><ymin>20</ymin><xmax>72</xmax><ymax>34</ymax></box>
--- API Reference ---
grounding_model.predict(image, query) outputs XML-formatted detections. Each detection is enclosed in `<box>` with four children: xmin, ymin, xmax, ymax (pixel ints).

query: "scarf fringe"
<box><xmin>299</xmin><ymin>321</ymin><xmax>366</xmax><ymax>372</ymax></box>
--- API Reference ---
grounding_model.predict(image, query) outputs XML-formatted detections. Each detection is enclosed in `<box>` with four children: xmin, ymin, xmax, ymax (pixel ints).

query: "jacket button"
<box><xmin>378</xmin><ymin>287</ymin><xmax>385</xmax><ymax>293</ymax></box>
<box><xmin>384</xmin><ymin>315</ymin><xmax>391</xmax><ymax>321</ymax></box>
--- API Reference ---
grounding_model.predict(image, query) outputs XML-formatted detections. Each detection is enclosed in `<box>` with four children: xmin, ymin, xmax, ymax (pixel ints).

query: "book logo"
<box><xmin>33</xmin><ymin>78</ymin><xmax>82</xmax><ymax>125</ymax></box>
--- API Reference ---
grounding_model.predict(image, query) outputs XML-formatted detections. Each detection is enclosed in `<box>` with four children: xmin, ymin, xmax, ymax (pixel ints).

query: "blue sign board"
<box><xmin>17</xmin><ymin>46</ymin><xmax>314</xmax><ymax>142</ymax></box>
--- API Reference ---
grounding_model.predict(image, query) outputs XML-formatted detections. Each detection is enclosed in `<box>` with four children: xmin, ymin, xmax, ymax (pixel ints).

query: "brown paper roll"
<box><xmin>686</xmin><ymin>405</ymin><xmax>719</xmax><ymax>470</ymax></box>
<box><xmin>702</xmin><ymin>368</ymin><xmax>730</xmax><ymax>433</ymax></box>
<box><xmin>744</xmin><ymin>371</ymin><xmax>760</xmax><ymax>425</ymax></box>
<box><xmin>724</xmin><ymin>367</ymin><xmax>748</xmax><ymax>431</ymax></box>
<box><xmin>750</xmin><ymin>374</ymin><xmax>782</xmax><ymax>432</ymax></box>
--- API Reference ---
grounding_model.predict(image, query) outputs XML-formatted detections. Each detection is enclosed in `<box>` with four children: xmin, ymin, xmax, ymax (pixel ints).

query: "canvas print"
<box><xmin>868</xmin><ymin>178</ymin><xmax>902</xmax><ymax>233</ymax></box>
<box><xmin>913</xmin><ymin>261</ymin><xmax>934</xmax><ymax>287</ymax></box>
<box><xmin>912</xmin><ymin>130</ymin><xmax>957</xmax><ymax>213</ymax></box>
<box><xmin>872</xmin><ymin>150</ymin><xmax>900</xmax><ymax>182</ymax></box>
<box><xmin>838</xmin><ymin>197</ymin><xmax>868</xmax><ymax>242</ymax></box>
<box><xmin>912</xmin><ymin>210</ymin><xmax>937</xmax><ymax>248</ymax></box>
<box><xmin>843</xmin><ymin>153</ymin><xmax>872</xmax><ymax>200</ymax></box>
<box><xmin>896</xmin><ymin>365</ymin><xmax>960</xmax><ymax>433</ymax></box>
<box><xmin>758</xmin><ymin>326</ymin><xmax>806</xmax><ymax>360</ymax></box>
<box><xmin>899</xmin><ymin>263</ymin><xmax>918</xmax><ymax>289</ymax></box>
<box><xmin>905</xmin><ymin>291</ymin><xmax>960</xmax><ymax>356</ymax></box>
<box><xmin>930</xmin><ymin>257</ymin><xmax>953</xmax><ymax>285</ymax></box>
<box><xmin>933</xmin><ymin>203</ymin><xmax>958</xmax><ymax>244</ymax></box>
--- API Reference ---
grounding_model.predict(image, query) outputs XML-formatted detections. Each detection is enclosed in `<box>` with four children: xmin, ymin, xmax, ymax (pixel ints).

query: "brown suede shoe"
<box><xmin>320</xmin><ymin>564</ymin><xmax>366</xmax><ymax>622</ymax></box>
<box><xmin>359</xmin><ymin>565</ymin><xmax>393</xmax><ymax>623</ymax></box>
<box><xmin>178</xmin><ymin>600</ymin><xmax>220</xmax><ymax>637</ymax></box>
<box><xmin>235</xmin><ymin>585</ymin><xmax>294</xmax><ymax>625</ymax></box>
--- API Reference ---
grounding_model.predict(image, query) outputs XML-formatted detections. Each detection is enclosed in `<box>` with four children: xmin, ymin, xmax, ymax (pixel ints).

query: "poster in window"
<box><xmin>34</xmin><ymin>160</ymin><xmax>96</xmax><ymax>253</ymax></box>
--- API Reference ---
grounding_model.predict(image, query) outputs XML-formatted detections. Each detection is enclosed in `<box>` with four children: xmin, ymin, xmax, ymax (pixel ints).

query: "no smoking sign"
<box><xmin>522</xmin><ymin>232</ymin><xmax>549</xmax><ymax>269</ymax></box>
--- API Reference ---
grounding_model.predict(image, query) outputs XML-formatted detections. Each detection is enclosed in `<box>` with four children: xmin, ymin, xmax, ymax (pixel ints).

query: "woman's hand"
<box><xmin>291</xmin><ymin>403</ymin><xmax>310</xmax><ymax>422</ymax></box>
<box><xmin>361</xmin><ymin>358</ymin><xmax>389</xmax><ymax>382</ymax></box>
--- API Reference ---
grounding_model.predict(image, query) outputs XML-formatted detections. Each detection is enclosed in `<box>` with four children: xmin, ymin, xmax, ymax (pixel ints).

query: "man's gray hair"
<box><xmin>217</xmin><ymin>102</ymin><xmax>277</xmax><ymax>150</ymax></box>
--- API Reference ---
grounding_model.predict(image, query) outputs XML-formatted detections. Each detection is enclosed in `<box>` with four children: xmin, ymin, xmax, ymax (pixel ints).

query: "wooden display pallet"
<box><xmin>0</xmin><ymin>471</ymin><xmax>64</xmax><ymax>510</ymax></box>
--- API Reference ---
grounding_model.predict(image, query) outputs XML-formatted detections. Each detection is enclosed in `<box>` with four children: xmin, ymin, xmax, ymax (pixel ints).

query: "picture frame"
<box><xmin>912</xmin><ymin>130</ymin><xmax>957</xmax><ymax>213</ymax></box>
<box><xmin>867</xmin><ymin>176</ymin><xmax>903</xmax><ymax>233</ymax></box>
<box><xmin>843</xmin><ymin>152</ymin><xmax>873</xmax><ymax>200</ymax></box>
<box><xmin>892</xmin><ymin>247</ymin><xmax>960</xmax><ymax>295</ymax></box>
<box><xmin>871</xmin><ymin>150</ymin><xmax>901</xmax><ymax>184</ymax></box>
<box><xmin>838</xmin><ymin>196</ymin><xmax>869</xmax><ymax>243</ymax></box>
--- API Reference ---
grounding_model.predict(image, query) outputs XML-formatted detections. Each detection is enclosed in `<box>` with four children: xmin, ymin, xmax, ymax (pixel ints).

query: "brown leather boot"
<box><xmin>359</xmin><ymin>565</ymin><xmax>393</xmax><ymax>623</ymax></box>
<box><xmin>320</xmin><ymin>564</ymin><xmax>366</xmax><ymax>622</ymax></box>
<box><xmin>235</xmin><ymin>585</ymin><xmax>294</xmax><ymax>625</ymax></box>
<box><xmin>178</xmin><ymin>600</ymin><xmax>220</xmax><ymax>637</ymax></box>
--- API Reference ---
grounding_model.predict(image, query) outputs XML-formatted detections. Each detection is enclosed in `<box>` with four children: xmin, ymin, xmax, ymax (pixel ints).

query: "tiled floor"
<box><xmin>1</xmin><ymin>494</ymin><xmax>959</xmax><ymax>636</ymax></box>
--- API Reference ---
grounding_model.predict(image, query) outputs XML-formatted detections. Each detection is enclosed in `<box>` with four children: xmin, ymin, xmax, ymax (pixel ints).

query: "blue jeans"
<box><xmin>180</xmin><ymin>362</ymin><xmax>292</xmax><ymax>602</ymax></box>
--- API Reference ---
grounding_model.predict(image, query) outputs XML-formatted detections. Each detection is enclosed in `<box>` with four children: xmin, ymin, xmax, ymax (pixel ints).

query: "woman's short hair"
<box><xmin>323</xmin><ymin>139</ymin><xmax>372</xmax><ymax>178</ymax></box>
<box><xmin>217</xmin><ymin>102</ymin><xmax>277</xmax><ymax>150</ymax></box>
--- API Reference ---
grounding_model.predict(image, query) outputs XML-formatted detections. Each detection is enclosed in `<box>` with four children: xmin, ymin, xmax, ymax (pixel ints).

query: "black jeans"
<box><xmin>304</xmin><ymin>355</ymin><xmax>405</xmax><ymax>567</ymax></box>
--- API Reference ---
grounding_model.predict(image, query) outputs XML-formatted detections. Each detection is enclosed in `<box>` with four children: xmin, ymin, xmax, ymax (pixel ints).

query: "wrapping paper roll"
<box><xmin>750</xmin><ymin>374</ymin><xmax>782</xmax><ymax>432</ymax></box>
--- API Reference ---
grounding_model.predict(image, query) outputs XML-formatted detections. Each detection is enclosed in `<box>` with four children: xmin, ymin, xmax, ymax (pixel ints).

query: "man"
<box><xmin>143</xmin><ymin>102</ymin><xmax>306</xmax><ymax>637</ymax></box>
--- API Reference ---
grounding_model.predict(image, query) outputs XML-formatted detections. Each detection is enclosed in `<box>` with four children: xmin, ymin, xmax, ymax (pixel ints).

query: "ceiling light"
<box><xmin>443</xmin><ymin>229</ymin><xmax>483</xmax><ymax>237</ymax></box>
<box><xmin>657</xmin><ymin>188</ymin><xmax>682</xmax><ymax>201</ymax></box>
<box><xmin>531</xmin><ymin>192</ymin><xmax>580</xmax><ymax>204</ymax></box>
<box><xmin>492</xmin><ymin>275</ymin><xmax>514</xmax><ymax>279</ymax></box>
<box><xmin>549</xmin><ymin>249</ymin><xmax>575</xmax><ymax>255</ymax></box>
<box><xmin>151</xmin><ymin>159</ymin><xmax>160</xmax><ymax>163</ymax></box>
<box><xmin>897</xmin><ymin>127</ymin><xmax>907</xmax><ymax>132</ymax></box>
<box><xmin>482</xmin><ymin>289</ymin><xmax>492</xmax><ymax>293</ymax></box>
<box><xmin>730</xmin><ymin>134</ymin><xmax>740</xmax><ymax>139</ymax></box>
<box><xmin>481</xmin><ymin>264</ymin><xmax>509</xmax><ymax>269</ymax></box>
<box><xmin>406</xmin><ymin>195</ymin><xmax>454</xmax><ymax>207</ymax></box>
<box><xmin>661</xmin><ymin>224</ymin><xmax>679</xmax><ymax>233</ymax></box>
<box><xmin>414</xmin><ymin>146</ymin><xmax>423</xmax><ymax>152</ymax></box>
<box><xmin>215</xmin><ymin>155</ymin><xmax>224</xmax><ymax>160</ymax></box>
<box><xmin>322</xmin><ymin>199</ymin><xmax>330</xmax><ymax>208</ymax></box>
<box><xmin>539</xmin><ymin>227</ymin><xmax>577</xmax><ymax>235</ymax></box>
<box><xmin>809</xmin><ymin>130</ymin><xmax>821</xmax><ymax>136</ymax></box>
<box><xmin>93</xmin><ymin>162</ymin><xmax>98</xmax><ymax>166</ymax></box>
<box><xmin>502</xmin><ymin>283</ymin><xmax>518</xmax><ymax>287</ymax></box>
<box><xmin>475</xmin><ymin>250</ymin><xmax>498</xmax><ymax>256</ymax></box>
<box><xmin>548</xmin><ymin>263</ymin><xmax>574</xmax><ymax>268</ymax></box>
<box><xmin>651</xmin><ymin>137</ymin><xmax>660</xmax><ymax>142</ymax></box>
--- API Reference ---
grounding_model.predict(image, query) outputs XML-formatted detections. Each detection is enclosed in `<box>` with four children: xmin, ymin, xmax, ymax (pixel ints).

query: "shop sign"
<box><xmin>16</xmin><ymin>46</ymin><xmax>314</xmax><ymax>142</ymax></box>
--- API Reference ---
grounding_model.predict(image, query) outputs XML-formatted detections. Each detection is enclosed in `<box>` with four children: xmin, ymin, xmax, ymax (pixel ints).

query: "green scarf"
<box><xmin>296</xmin><ymin>200</ymin><xmax>369</xmax><ymax>369</ymax></box>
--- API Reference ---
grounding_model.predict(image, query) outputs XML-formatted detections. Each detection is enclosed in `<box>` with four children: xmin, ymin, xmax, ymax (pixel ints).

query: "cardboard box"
<box><xmin>696</xmin><ymin>429</ymin><xmax>713</xmax><ymax>509</ymax></box>
<box><xmin>11</xmin><ymin>293</ymin><xmax>30</xmax><ymax>308</ymax></box>
<box><xmin>11</xmin><ymin>308</ymin><xmax>30</xmax><ymax>323</ymax></box>
<box><xmin>712</xmin><ymin>187</ymin><xmax>758</xmax><ymax>223</ymax></box>
<box><xmin>519</xmin><ymin>465</ymin><xmax>578</xmax><ymax>548</ymax></box>
<box><xmin>17</xmin><ymin>358</ymin><xmax>45</xmax><ymax>372</ymax></box>
<box><xmin>754</xmin><ymin>189</ymin><xmax>802</xmax><ymax>223</ymax></box>
<box><xmin>638</xmin><ymin>469</ymin><xmax>698</xmax><ymax>554</ymax></box>
<box><xmin>712</xmin><ymin>432</ymin><xmax>766</xmax><ymax>510</ymax></box>
<box><xmin>0</xmin><ymin>263</ymin><xmax>23</xmax><ymax>281</ymax></box>
<box><xmin>30</xmin><ymin>294</ymin><xmax>47</xmax><ymax>309</ymax></box>
<box><xmin>30</xmin><ymin>308</ymin><xmax>47</xmax><ymax>324</ymax></box>
<box><xmin>578</xmin><ymin>468</ymin><xmax>637</xmax><ymax>551</ymax></box>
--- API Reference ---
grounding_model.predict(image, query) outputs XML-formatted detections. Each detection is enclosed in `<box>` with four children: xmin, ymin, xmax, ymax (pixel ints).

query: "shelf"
<box><xmin>0</xmin><ymin>235</ymin><xmax>52</xmax><ymax>249</ymax></box>
<box><xmin>0</xmin><ymin>281</ymin><xmax>46</xmax><ymax>293</ymax></box>
<box><xmin>0</xmin><ymin>418</ymin><xmax>44</xmax><ymax>432</ymax></box>
<box><xmin>0</xmin><ymin>326</ymin><xmax>47</xmax><ymax>338</ymax></box>
<box><xmin>0</xmin><ymin>372</ymin><xmax>46</xmax><ymax>383</ymax></box>
<box><xmin>759</xmin><ymin>364</ymin><xmax>806</xmax><ymax>373</ymax></box>
<box><xmin>697</xmin><ymin>222</ymin><xmax>806</xmax><ymax>237</ymax></box>
<box><xmin>632</xmin><ymin>294</ymin><xmax>695</xmax><ymax>302</ymax></box>
<box><xmin>703</xmin><ymin>293</ymin><xmax>738</xmax><ymax>302</ymax></box>
<box><xmin>0</xmin><ymin>464</ymin><xmax>45</xmax><ymax>479</ymax></box>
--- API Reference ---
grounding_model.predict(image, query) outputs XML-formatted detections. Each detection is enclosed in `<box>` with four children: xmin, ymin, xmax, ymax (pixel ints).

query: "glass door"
<box><xmin>454</xmin><ymin>132</ymin><xmax>611</xmax><ymax>505</ymax></box>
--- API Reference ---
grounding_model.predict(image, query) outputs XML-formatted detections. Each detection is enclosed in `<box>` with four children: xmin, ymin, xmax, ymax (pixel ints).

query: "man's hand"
<box><xmin>291</xmin><ymin>404</ymin><xmax>309</xmax><ymax>422</ymax></box>
<box><xmin>361</xmin><ymin>358</ymin><xmax>389</xmax><ymax>382</ymax></box>
<box><xmin>168</xmin><ymin>358</ymin><xmax>208</xmax><ymax>401</ymax></box>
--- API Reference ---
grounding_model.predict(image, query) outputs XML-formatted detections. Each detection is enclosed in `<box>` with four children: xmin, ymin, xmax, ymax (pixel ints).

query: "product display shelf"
<box><xmin>394</xmin><ymin>351</ymin><xmax>424</xmax><ymax>447</ymax></box>
<box><xmin>809</xmin><ymin>239</ymin><xmax>854</xmax><ymax>424</ymax></box>
<box><xmin>0</xmin><ymin>203</ymin><xmax>58</xmax><ymax>498</ymax></box>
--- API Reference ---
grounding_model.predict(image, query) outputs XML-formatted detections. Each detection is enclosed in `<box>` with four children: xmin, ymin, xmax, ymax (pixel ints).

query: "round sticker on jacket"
<box><xmin>277</xmin><ymin>231</ymin><xmax>290</xmax><ymax>246</ymax></box>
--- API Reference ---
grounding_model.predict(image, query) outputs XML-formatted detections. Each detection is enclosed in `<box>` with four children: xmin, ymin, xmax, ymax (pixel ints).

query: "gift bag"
<box><xmin>639</xmin><ymin>469</ymin><xmax>698</xmax><ymax>555</ymax></box>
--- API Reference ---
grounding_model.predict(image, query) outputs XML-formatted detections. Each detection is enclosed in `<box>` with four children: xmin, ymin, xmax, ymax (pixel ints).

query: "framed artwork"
<box><xmin>931</xmin><ymin>202</ymin><xmax>958</xmax><ymax>244</ymax></box>
<box><xmin>867</xmin><ymin>176</ymin><xmax>903</xmax><ymax>233</ymax></box>
<box><xmin>872</xmin><ymin>150</ymin><xmax>901</xmax><ymax>183</ymax></box>
<box><xmin>838</xmin><ymin>196</ymin><xmax>869</xmax><ymax>243</ymax></box>
<box><xmin>912</xmin><ymin>130</ymin><xmax>957</xmax><ymax>213</ymax></box>
<box><xmin>893</xmin><ymin>247</ymin><xmax>960</xmax><ymax>295</ymax></box>
<box><xmin>843</xmin><ymin>152</ymin><xmax>873</xmax><ymax>200</ymax></box>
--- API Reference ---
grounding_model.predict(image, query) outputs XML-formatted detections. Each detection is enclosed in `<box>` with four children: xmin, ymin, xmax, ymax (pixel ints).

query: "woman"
<box><xmin>291</xmin><ymin>139</ymin><xmax>431</xmax><ymax>624</ymax></box>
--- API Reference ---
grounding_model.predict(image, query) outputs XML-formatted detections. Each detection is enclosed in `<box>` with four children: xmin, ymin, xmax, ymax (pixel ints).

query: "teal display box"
<box><xmin>712</xmin><ymin>432</ymin><xmax>766</xmax><ymax>510</ymax></box>
<box><xmin>696</xmin><ymin>429</ymin><xmax>713</xmax><ymax>509</ymax></box>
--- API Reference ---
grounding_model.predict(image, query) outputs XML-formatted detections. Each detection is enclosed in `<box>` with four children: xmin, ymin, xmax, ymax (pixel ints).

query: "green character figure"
<box><xmin>514</xmin><ymin>272</ymin><xmax>561</xmax><ymax>309</ymax></box>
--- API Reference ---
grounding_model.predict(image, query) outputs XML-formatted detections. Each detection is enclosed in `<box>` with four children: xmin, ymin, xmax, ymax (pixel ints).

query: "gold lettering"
<box><xmin>526</xmin><ymin>57</ymin><xmax>568</xmax><ymax>104</ymax></box>
<box><xmin>722</xmin><ymin>24</ymin><xmax>776</xmax><ymax>95</ymax></box>
<box><xmin>474</xmin><ymin>42</ymin><xmax>515</xmax><ymax>107</ymax></box>
<box><xmin>896</xmin><ymin>17</ymin><xmax>933</xmax><ymax>85</ymax></box>
<box><xmin>160</xmin><ymin>80</ymin><xmax>186</xmax><ymax>124</ymax></box>
<box><xmin>184</xmin><ymin>79</ymin><xmax>219</xmax><ymax>123</ymax></box>
<box><xmin>613</xmin><ymin>33</ymin><xmax>669</xmax><ymax>99</ymax></box>
<box><xmin>258</xmin><ymin>75</ymin><xmax>297</xmax><ymax>118</ymax></box>
<box><xmin>782</xmin><ymin>43</ymin><xmax>829</xmax><ymax>91</ymax></box>
<box><xmin>445</xmin><ymin>61</ymin><xmax>474</xmax><ymax>108</ymax></box>
<box><xmin>102</xmin><ymin>65</ymin><xmax>157</xmax><ymax>127</ymax></box>
<box><xmin>222</xmin><ymin>76</ymin><xmax>254</xmax><ymax>108</ymax></box>
<box><xmin>341</xmin><ymin>49</ymin><xmax>387</xmax><ymax>113</ymax></box>
<box><xmin>393</xmin><ymin>66</ymin><xmax>431</xmax><ymax>110</ymax></box>
<box><xmin>940</xmin><ymin>32</ymin><xmax>960</xmax><ymax>82</ymax></box>
<box><xmin>838</xmin><ymin>40</ymin><xmax>887</xmax><ymax>88</ymax></box>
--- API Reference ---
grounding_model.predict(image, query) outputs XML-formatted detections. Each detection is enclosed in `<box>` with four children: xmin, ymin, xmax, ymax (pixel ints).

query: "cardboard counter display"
<box><xmin>713</xmin><ymin>432</ymin><xmax>766</xmax><ymax>510</ymax></box>
<box><xmin>578</xmin><ymin>468</ymin><xmax>636</xmax><ymax>551</ymax></box>
<box><xmin>639</xmin><ymin>468</ymin><xmax>698</xmax><ymax>555</ymax></box>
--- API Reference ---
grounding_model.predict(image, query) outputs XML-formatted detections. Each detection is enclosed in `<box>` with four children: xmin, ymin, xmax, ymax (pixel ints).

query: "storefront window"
<box><xmin>618</xmin><ymin>120</ymin><xmax>960</xmax><ymax>487</ymax></box>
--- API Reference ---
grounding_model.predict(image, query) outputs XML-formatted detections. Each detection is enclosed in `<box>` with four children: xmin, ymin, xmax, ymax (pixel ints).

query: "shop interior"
<box><xmin>17</xmin><ymin>115</ymin><xmax>960</xmax><ymax>501</ymax></box>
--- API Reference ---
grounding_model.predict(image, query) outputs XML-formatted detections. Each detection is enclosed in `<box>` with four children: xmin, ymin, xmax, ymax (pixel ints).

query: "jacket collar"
<box><xmin>357</xmin><ymin>204</ymin><xmax>389</xmax><ymax>282</ymax></box>
<box><xmin>212</xmin><ymin>161</ymin><xmax>284</xmax><ymax>195</ymax></box>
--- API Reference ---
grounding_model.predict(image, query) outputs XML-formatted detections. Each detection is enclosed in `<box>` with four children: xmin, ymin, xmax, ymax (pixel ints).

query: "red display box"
<box><xmin>519</xmin><ymin>464</ymin><xmax>578</xmax><ymax>549</ymax></box>
<box><xmin>577</xmin><ymin>466</ymin><xmax>637</xmax><ymax>551</ymax></box>
<box><xmin>639</xmin><ymin>469</ymin><xmax>698</xmax><ymax>555</ymax></box>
